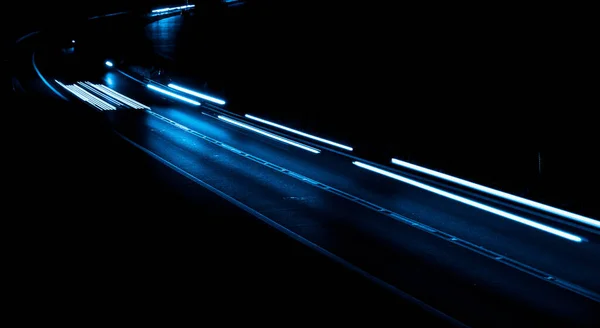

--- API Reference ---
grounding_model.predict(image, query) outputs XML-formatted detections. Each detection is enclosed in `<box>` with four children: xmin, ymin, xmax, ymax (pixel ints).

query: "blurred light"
<box><xmin>105</xmin><ymin>61</ymin><xmax>113</xmax><ymax>67</ymax></box>
<box><xmin>71</xmin><ymin>84</ymin><xmax>115</xmax><ymax>110</ymax></box>
<box><xmin>390</xmin><ymin>158</ymin><xmax>599</xmax><ymax>229</ymax></box>
<box><xmin>152</xmin><ymin>4</ymin><xmax>195</xmax><ymax>13</ymax></box>
<box><xmin>352</xmin><ymin>161</ymin><xmax>583</xmax><ymax>242</ymax></box>
<box><xmin>168</xmin><ymin>83</ymin><xmax>226</xmax><ymax>105</ymax></box>
<box><xmin>56</xmin><ymin>80</ymin><xmax>87</xmax><ymax>101</ymax></box>
<box><xmin>147</xmin><ymin>84</ymin><xmax>201</xmax><ymax>106</ymax></box>
<box><xmin>217</xmin><ymin>115</ymin><xmax>321</xmax><ymax>154</ymax></box>
<box><xmin>87</xmin><ymin>82</ymin><xmax>150</xmax><ymax>110</ymax></box>
<box><xmin>55</xmin><ymin>80</ymin><xmax>116</xmax><ymax>111</ymax></box>
<box><xmin>224</xmin><ymin>0</ymin><xmax>244</xmax><ymax>6</ymax></box>
<box><xmin>245</xmin><ymin>114</ymin><xmax>353</xmax><ymax>151</ymax></box>
<box><xmin>32</xmin><ymin>53</ymin><xmax>68</xmax><ymax>101</ymax></box>
<box><xmin>71</xmin><ymin>40</ymin><xmax>75</xmax><ymax>43</ymax></box>
<box><xmin>77</xmin><ymin>82</ymin><xmax>122</xmax><ymax>107</ymax></box>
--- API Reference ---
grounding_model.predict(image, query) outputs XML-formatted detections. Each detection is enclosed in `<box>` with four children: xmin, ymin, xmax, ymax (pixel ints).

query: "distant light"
<box><xmin>390</xmin><ymin>158</ymin><xmax>600</xmax><ymax>229</ymax></box>
<box><xmin>245</xmin><ymin>114</ymin><xmax>353</xmax><ymax>151</ymax></box>
<box><xmin>147</xmin><ymin>84</ymin><xmax>201</xmax><ymax>106</ymax></box>
<box><xmin>105</xmin><ymin>61</ymin><xmax>113</xmax><ymax>67</ymax></box>
<box><xmin>224</xmin><ymin>0</ymin><xmax>244</xmax><ymax>6</ymax></box>
<box><xmin>217</xmin><ymin>115</ymin><xmax>321</xmax><ymax>154</ymax></box>
<box><xmin>352</xmin><ymin>161</ymin><xmax>583</xmax><ymax>243</ymax></box>
<box><xmin>168</xmin><ymin>83</ymin><xmax>226</xmax><ymax>105</ymax></box>
<box><xmin>151</xmin><ymin>4</ymin><xmax>195</xmax><ymax>13</ymax></box>
<box><xmin>71</xmin><ymin>40</ymin><xmax>75</xmax><ymax>43</ymax></box>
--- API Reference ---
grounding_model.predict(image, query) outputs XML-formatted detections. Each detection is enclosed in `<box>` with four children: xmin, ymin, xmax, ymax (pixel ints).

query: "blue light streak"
<box><xmin>353</xmin><ymin>161</ymin><xmax>583</xmax><ymax>242</ymax></box>
<box><xmin>147</xmin><ymin>84</ymin><xmax>201</xmax><ymax>106</ymax></box>
<box><xmin>56</xmin><ymin>80</ymin><xmax>116</xmax><ymax>111</ymax></box>
<box><xmin>32</xmin><ymin>52</ymin><xmax>67</xmax><ymax>101</ymax></box>
<box><xmin>217</xmin><ymin>115</ymin><xmax>321</xmax><ymax>154</ymax></box>
<box><xmin>152</xmin><ymin>5</ymin><xmax>195</xmax><ymax>13</ymax></box>
<box><xmin>245</xmin><ymin>114</ymin><xmax>353</xmax><ymax>151</ymax></box>
<box><xmin>88</xmin><ymin>82</ymin><xmax>150</xmax><ymax>110</ymax></box>
<box><xmin>168</xmin><ymin>83</ymin><xmax>226</xmax><ymax>105</ymax></box>
<box><xmin>390</xmin><ymin>158</ymin><xmax>599</xmax><ymax>229</ymax></box>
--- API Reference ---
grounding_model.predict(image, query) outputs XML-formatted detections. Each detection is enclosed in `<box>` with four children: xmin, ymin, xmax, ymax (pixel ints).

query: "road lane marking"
<box><xmin>143</xmin><ymin>109</ymin><xmax>600</xmax><ymax>303</ymax></box>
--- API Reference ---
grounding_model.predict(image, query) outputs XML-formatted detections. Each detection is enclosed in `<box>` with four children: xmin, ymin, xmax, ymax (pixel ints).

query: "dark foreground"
<box><xmin>4</xmin><ymin>90</ymin><xmax>454</xmax><ymax>325</ymax></box>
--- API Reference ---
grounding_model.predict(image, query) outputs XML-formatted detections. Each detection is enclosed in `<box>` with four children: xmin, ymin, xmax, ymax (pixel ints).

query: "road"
<box><xmin>11</xmin><ymin>17</ymin><xmax>600</xmax><ymax>327</ymax></box>
<box><xmin>8</xmin><ymin>30</ymin><xmax>458</xmax><ymax>327</ymax></box>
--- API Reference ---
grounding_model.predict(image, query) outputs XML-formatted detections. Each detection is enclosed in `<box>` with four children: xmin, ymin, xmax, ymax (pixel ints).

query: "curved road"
<box><xmin>11</xmin><ymin>10</ymin><xmax>600</xmax><ymax>327</ymax></box>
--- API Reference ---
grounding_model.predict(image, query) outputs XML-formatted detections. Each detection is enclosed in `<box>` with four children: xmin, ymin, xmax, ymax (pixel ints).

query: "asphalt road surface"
<box><xmin>9</xmin><ymin>14</ymin><xmax>600</xmax><ymax>327</ymax></box>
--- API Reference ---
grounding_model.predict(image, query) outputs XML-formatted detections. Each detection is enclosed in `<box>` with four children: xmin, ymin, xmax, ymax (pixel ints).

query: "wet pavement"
<box><xmin>8</xmin><ymin>6</ymin><xmax>600</xmax><ymax>326</ymax></box>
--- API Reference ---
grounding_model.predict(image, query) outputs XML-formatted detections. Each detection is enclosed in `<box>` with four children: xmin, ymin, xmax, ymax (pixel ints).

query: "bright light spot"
<box><xmin>147</xmin><ymin>84</ymin><xmax>201</xmax><ymax>106</ymax></box>
<box><xmin>245</xmin><ymin>114</ymin><xmax>353</xmax><ymax>151</ymax></box>
<box><xmin>105</xmin><ymin>61</ymin><xmax>113</xmax><ymax>67</ymax></box>
<box><xmin>352</xmin><ymin>161</ymin><xmax>583</xmax><ymax>243</ymax></box>
<box><xmin>71</xmin><ymin>40</ymin><xmax>75</xmax><ymax>43</ymax></box>
<box><xmin>390</xmin><ymin>158</ymin><xmax>599</xmax><ymax>229</ymax></box>
<box><xmin>217</xmin><ymin>115</ymin><xmax>320</xmax><ymax>154</ymax></box>
<box><xmin>168</xmin><ymin>83</ymin><xmax>226</xmax><ymax>105</ymax></box>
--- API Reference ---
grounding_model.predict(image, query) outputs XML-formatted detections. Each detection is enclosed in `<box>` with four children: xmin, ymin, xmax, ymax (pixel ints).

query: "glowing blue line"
<box><xmin>105</xmin><ymin>61</ymin><xmax>113</xmax><ymax>67</ymax></box>
<box><xmin>152</xmin><ymin>5</ymin><xmax>195</xmax><ymax>13</ymax></box>
<box><xmin>217</xmin><ymin>116</ymin><xmax>320</xmax><ymax>154</ymax></box>
<box><xmin>32</xmin><ymin>52</ymin><xmax>68</xmax><ymax>101</ymax></box>
<box><xmin>147</xmin><ymin>84</ymin><xmax>201</xmax><ymax>106</ymax></box>
<box><xmin>245</xmin><ymin>114</ymin><xmax>353</xmax><ymax>151</ymax></box>
<box><xmin>88</xmin><ymin>11</ymin><xmax>128</xmax><ymax>20</ymax></box>
<box><xmin>16</xmin><ymin>31</ymin><xmax>39</xmax><ymax>44</ymax></box>
<box><xmin>390</xmin><ymin>158</ymin><xmax>598</xmax><ymax>229</ymax></box>
<box><xmin>117</xmin><ymin>69</ymin><xmax>145</xmax><ymax>84</ymax></box>
<box><xmin>353</xmin><ymin>161</ymin><xmax>583</xmax><ymax>242</ymax></box>
<box><xmin>167</xmin><ymin>83</ymin><xmax>226</xmax><ymax>105</ymax></box>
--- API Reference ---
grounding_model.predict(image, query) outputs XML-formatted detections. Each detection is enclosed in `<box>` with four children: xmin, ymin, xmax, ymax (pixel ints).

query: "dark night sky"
<box><xmin>4</xmin><ymin>1</ymin><xmax>193</xmax><ymax>43</ymax></box>
<box><xmin>5</xmin><ymin>1</ymin><xmax>593</xmax><ymax>138</ymax></box>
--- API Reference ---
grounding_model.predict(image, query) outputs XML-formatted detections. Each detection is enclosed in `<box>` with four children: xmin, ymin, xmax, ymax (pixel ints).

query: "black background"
<box><xmin>4</xmin><ymin>0</ymin><xmax>597</xmax><ymax>216</ymax></box>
